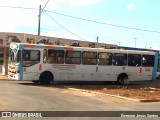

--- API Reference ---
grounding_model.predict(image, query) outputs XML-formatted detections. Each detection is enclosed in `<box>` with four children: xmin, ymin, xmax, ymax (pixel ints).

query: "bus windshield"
<box><xmin>9</xmin><ymin>48</ymin><xmax>20</xmax><ymax>65</ymax></box>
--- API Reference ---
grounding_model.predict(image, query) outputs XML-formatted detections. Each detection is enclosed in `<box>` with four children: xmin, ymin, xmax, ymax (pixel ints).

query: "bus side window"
<box><xmin>98</xmin><ymin>52</ymin><xmax>112</xmax><ymax>65</ymax></box>
<box><xmin>82</xmin><ymin>52</ymin><xmax>97</xmax><ymax>65</ymax></box>
<box><xmin>142</xmin><ymin>55</ymin><xmax>154</xmax><ymax>67</ymax></box>
<box><xmin>65</xmin><ymin>51</ymin><xmax>81</xmax><ymax>64</ymax></box>
<box><xmin>23</xmin><ymin>50</ymin><xmax>30</xmax><ymax>61</ymax></box>
<box><xmin>47</xmin><ymin>50</ymin><xmax>64</xmax><ymax>64</ymax></box>
<box><xmin>113</xmin><ymin>53</ymin><xmax>127</xmax><ymax>66</ymax></box>
<box><xmin>128</xmin><ymin>54</ymin><xmax>141</xmax><ymax>66</ymax></box>
<box><xmin>22</xmin><ymin>50</ymin><xmax>40</xmax><ymax>67</ymax></box>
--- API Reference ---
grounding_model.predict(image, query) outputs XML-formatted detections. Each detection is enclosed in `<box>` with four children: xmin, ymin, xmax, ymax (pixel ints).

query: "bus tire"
<box><xmin>39</xmin><ymin>71</ymin><xmax>53</xmax><ymax>85</ymax></box>
<box><xmin>117</xmin><ymin>73</ymin><xmax>128</xmax><ymax>85</ymax></box>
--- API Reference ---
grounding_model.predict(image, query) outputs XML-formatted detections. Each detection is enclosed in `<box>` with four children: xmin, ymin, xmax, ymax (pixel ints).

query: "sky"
<box><xmin>0</xmin><ymin>0</ymin><xmax>160</xmax><ymax>49</ymax></box>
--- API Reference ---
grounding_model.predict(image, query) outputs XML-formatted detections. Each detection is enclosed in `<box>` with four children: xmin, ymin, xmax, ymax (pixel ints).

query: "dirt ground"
<box><xmin>1</xmin><ymin>75</ymin><xmax>160</xmax><ymax>101</ymax></box>
<box><xmin>67</xmin><ymin>80</ymin><xmax>160</xmax><ymax>101</ymax></box>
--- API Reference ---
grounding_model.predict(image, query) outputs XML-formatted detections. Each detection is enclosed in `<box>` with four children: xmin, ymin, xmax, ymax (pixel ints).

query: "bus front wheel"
<box><xmin>117</xmin><ymin>73</ymin><xmax>129</xmax><ymax>85</ymax></box>
<box><xmin>39</xmin><ymin>71</ymin><xmax>53</xmax><ymax>85</ymax></box>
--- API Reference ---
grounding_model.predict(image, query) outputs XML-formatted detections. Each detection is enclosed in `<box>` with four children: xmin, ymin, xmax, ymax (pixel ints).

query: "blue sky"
<box><xmin>0</xmin><ymin>0</ymin><xmax>160</xmax><ymax>49</ymax></box>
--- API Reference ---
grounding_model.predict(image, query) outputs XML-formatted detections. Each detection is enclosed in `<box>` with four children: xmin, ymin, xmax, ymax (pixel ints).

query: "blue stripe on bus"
<box><xmin>54</xmin><ymin>47</ymin><xmax>64</xmax><ymax>50</ymax></box>
<box><xmin>19</xmin><ymin>44</ymin><xmax>24</xmax><ymax>80</ymax></box>
<box><xmin>152</xmin><ymin>52</ymin><xmax>158</xmax><ymax>80</ymax></box>
<box><xmin>35</xmin><ymin>45</ymin><xmax>45</xmax><ymax>49</ymax></box>
<box><xmin>96</xmin><ymin>66</ymin><xmax>98</xmax><ymax>72</ymax></box>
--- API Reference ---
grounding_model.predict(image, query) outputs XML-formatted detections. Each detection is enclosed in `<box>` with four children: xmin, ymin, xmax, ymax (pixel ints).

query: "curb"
<box><xmin>68</xmin><ymin>87</ymin><xmax>160</xmax><ymax>102</ymax></box>
<box><xmin>68</xmin><ymin>87</ymin><xmax>140</xmax><ymax>102</ymax></box>
<box><xmin>140</xmin><ymin>99</ymin><xmax>160</xmax><ymax>102</ymax></box>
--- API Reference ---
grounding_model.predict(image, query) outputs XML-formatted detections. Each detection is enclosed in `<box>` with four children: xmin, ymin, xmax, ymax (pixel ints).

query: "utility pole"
<box><xmin>134</xmin><ymin>38</ymin><xmax>137</xmax><ymax>48</ymax></box>
<box><xmin>38</xmin><ymin>5</ymin><xmax>41</xmax><ymax>36</ymax></box>
<box><xmin>145</xmin><ymin>41</ymin><xmax>147</xmax><ymax>49</ymax></box>
<box><xmin>96</xmin><ymin>36</ymin><xmax>99</xmax><ymax>43</ymax></box>
<box><xmin>38</xmin><ymin>1</ymin><xmax>50</xmax><ymax>36</ymax></box>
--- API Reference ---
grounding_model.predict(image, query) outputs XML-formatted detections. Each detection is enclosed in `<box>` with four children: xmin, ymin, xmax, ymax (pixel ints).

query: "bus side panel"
<box><xmin>152</xmin><ymin>52</ymin><xmax>158</xmax><ymax>80</ymax></box>
<box><xmin>141</xmin><ymin>67</ymin><xmax>153</xmax><ymax>80</ymax></box>
<box><xmin>96</xmin><ymin>66</ymin><xmax>114</xmax><ymax>81</ymax></box>
<box><xmin>125</xmin><ymin>67</ymin><xmax>142</xmax><ymax>81</ymax></box>
<box><xmin>23</xmin><ymin>66</ymin><xmax>41</xmax><ymax>81</ymax></box>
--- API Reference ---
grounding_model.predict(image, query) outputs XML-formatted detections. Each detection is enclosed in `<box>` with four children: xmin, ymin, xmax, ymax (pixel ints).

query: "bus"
<box><xmin>8</xmin><ymin>43</ymin><xmax>158</xmax><ymax>84</ymax></box>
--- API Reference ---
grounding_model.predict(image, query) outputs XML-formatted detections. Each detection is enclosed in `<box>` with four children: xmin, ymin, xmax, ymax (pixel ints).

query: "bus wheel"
<box><xmin>117</xmin><ymin>73</ymin><xmax>129</xmax><ymax>85</ymax></box>
<box><xmin>39</xmin><ymin>71</ymin><xmax>53</xmax><ymax>85</ymax></box>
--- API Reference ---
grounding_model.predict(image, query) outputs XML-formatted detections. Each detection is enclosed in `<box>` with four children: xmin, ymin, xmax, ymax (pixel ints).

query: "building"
<box><xmin>0</xmin><ymin>32</ymin><xmax>117</xmax><ymax>75</ymax></box>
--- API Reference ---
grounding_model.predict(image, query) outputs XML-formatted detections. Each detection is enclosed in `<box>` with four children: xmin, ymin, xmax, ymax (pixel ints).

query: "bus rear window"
<box><xmin>142</xmin><ymin>55</ymin><xmax>154</xmax><ymax>67</ymax></box>
<box><xmin>22</xmin><ymin>50</ymin><xmax>40</xmax><ymax>67</ymax></box>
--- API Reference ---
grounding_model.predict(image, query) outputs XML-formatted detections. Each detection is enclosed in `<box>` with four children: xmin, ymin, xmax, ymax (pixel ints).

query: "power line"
<box><xmin>44</xmin><ymin>12</ymin><xmax>86</xmax><ymax>41</ymax></box>
<box><xmin>0</xmin><ymin>5</ymin><xmax>160</xmax><ymax>34</ymax></box>
<box><xmin>45</xmin><ymin>10</ymin><xmax>160</xmax><ymax>34</ymax></box>
<box><xmin>0</xmin><ymin>5</ymin><xmax>38</xmax><ymax>10</ymax></box>
<box><xmin>41</xmin><ymin>0</ymin><xmax>50</xmax><ymax>13</ymax></box>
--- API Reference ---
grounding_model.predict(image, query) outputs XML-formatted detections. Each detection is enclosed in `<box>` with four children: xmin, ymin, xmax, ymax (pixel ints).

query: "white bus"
<box><xmin>8</xmin><ymin>43</ymin><xmax>158</xmax><ymax>84</ymax></box>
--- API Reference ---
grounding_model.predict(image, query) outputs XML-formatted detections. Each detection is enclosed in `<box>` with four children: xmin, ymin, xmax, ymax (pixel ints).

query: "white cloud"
<box><xmin>65</xmin><ymin>0</ymin><xmax>101</xmax><ymax>6</ymax></box>
<box><xmin>127</xmin><ymin>3</ymin><xmax>135</xmax><ymax>10</ymax></box>
<box><xmin>0</xmin><ymin>0</ymin><xmax>60</xmax><ymax>33</ymax></box>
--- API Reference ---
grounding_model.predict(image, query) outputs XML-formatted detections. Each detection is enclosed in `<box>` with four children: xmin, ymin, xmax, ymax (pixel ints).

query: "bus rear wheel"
<box><xmin>39</xmin><ymin>71</ymin><xmax>53</xmax><ymax>85</ymax></box>
<box><xmin>117</xmin><ymin>73</ymin><xmax>129</xmax><ymax>85</ymax></box>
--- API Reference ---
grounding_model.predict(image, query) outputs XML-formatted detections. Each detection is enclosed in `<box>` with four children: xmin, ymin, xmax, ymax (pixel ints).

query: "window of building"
<box><xmin>82</xmin><ymin>52</ymin><xmax>97</xmax><ymax>65</ymax></box>
<box><xmin>128</xmin><ymin>54</ymin><xmax>141</xmax><ymax>66</ymax></box>
<box><xmin>113</xmin><ymin>53</ymin><xmax>127</xmax><ymax>66</ymax></box>
<box><xmin>47</xmin><ymin>50</ymin><xmax>64</xmax><ymax>64</ymax></box>
<box><xmin>98</xmin><ymin>52</ymin><xmax>112</xmax><ymax>65</ymax></box>
<box><xmin>142</xmin><ymin>55</ymin><xmax>154</xmax><ymax>67</ymax></box>
<box><xmin>0</xmin><ymin>52</ymin><xmax>4</xmax><ymax>65</ymax></box>
<box><xmin>65</xmin><ymin>51</ymin><xmax>81</xmax><ymax>64</ymax></box>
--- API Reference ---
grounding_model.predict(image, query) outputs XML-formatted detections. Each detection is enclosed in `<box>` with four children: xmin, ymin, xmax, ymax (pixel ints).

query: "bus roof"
<box><xmin>10</xmin><ymin>42</ymin><xmax>156</xmax><ymax>55</ymax></box>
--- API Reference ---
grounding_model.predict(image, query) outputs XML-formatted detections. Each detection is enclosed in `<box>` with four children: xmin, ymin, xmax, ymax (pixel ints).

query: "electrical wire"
<box><xmin>46</xmin><ymin>10</ymin><xmax>160</xmax><ymax>34</ymax></box>
<box><xmin>0</xmin><ymin>5</ymin><xmax>160</xmax><ymax>34</ymax></box>
<box><xmin>0</xmin><ymin>5</ymin><xmax>38</xmax><ymax>10</ymax></box>
<box><xmin>44</xmin><ymin>12</ymin><xmax>86</xmax><ymax>41</ymax></box>
<box><xmin>41</xmin><ymin>0</ymin><xmax>50</xmax><ymax>13</ymax></box>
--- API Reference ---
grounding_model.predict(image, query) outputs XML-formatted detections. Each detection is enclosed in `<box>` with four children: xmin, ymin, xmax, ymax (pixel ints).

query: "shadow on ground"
<box><xmin>18</xmin><ymin>79</ymin><xmax>160</xmax><ymax>90</ymax></box>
